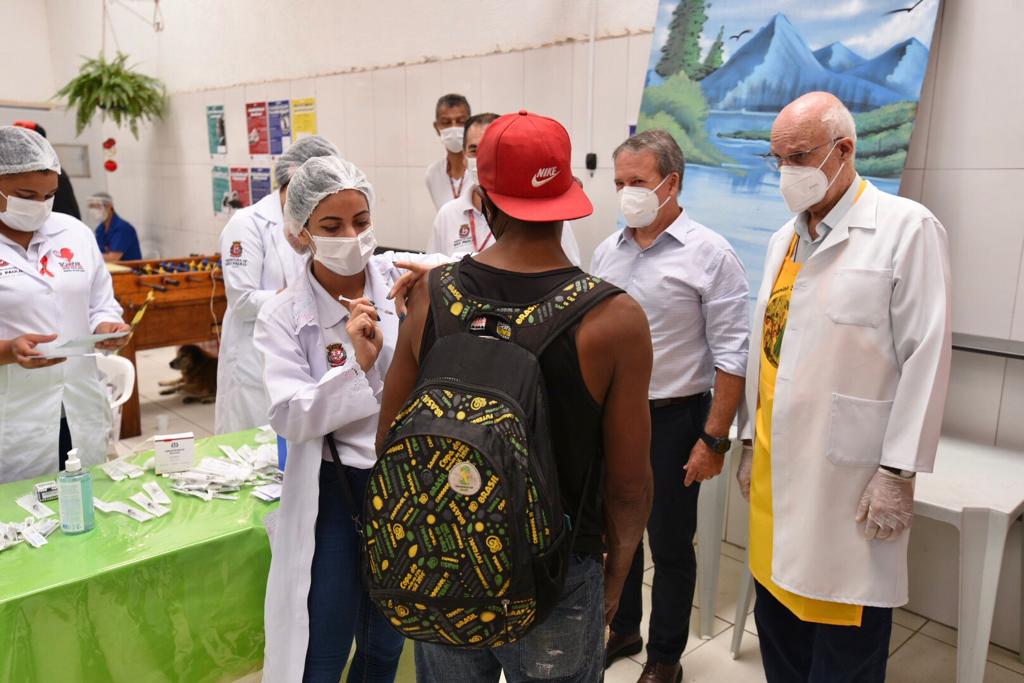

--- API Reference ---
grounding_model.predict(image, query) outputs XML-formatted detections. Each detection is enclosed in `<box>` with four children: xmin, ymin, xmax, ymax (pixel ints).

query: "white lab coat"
<box><xmin>744</xmin><ymin>181</ymin><xmax>951</xmax><ymax>607</ymax></box>
<box><xmin>215</xmin><ymin>193</ymin><xmax>306</xmax><ymax>434</ymax></box>
<box><xmin>255</xmin><ymin>251</ymin><xmax>448</xmax><ymax>683</ymax></box>
<box><xmin>0</xmin><ymin>213</ymin><xmax>123</xmax><ymax>482</ymax></box>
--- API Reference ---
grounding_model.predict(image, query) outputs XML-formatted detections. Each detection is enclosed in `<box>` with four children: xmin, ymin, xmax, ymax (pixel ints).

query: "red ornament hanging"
<box><xmin>104</xmin><ymin>159</ymin><xmax>118</xmax><ymax>172</ymax></box>
<box><xmin>102</xmin><ymin>137</ymin><xmax>117</xmax><ymax>150</ymax></box>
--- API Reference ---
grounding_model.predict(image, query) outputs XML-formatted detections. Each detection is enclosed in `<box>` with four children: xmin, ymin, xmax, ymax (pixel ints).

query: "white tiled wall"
<box><xmin>102</xmin><ymin>33</ymin><xmax>648</xmax><ymax>261</ymax></box>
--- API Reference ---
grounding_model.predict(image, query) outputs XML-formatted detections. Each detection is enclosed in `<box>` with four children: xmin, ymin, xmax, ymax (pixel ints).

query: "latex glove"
<box><xmin>855</xmin><ymin>468</ymin><xmax>914</xmax><ymax>541</ymax></box>
<box><xmin>736</xmin><ymin>444</ymin><xmax>753</xmax><ymax>501</ymax></box>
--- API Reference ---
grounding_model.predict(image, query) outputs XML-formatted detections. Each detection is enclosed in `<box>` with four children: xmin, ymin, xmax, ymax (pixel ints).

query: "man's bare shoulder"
<box><xmin>580</xmin><ymin>291</ymin><xmax>650</xmax><ymax>342</ymax></box>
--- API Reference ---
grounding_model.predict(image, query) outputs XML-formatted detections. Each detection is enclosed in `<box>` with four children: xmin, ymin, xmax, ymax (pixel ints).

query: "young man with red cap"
<box><xmin>378</xmin><ymin>110</ymin><xmax>654</xmax><ymax>682</ymax></box>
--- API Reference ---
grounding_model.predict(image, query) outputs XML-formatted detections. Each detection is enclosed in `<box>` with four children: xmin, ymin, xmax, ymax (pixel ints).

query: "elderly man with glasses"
<box><xmin>736</xmin><ymin>91</ymin><xmax>952</xmax><ymax>683</ymax></box>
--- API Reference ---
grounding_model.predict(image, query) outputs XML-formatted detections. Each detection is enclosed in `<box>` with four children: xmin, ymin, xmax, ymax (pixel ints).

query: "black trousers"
<box><xmin>754</xmin><ymin>580</ymin><xmax>892</xmax><ymax>683</ymax></box>
<box><xmin>610</xmin><ymin>395</ymin><xmax>709</xmax><ymax>664</ymax></box>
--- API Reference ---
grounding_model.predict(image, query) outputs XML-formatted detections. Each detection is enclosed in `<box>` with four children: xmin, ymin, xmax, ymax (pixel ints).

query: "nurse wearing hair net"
<box><xmin>215</xmin><ymin>135</ymin><xmax>341</xmax><ymax>434</ymax></box>
<box><xmin>0</xmin><ymin>126</ymin><xmax>128</xmax><ymax>483</ymax></box>
<box><xmin>255</xmin><ymin>155</ymin><xmax>448</xmax><ymax>683</ymax></box>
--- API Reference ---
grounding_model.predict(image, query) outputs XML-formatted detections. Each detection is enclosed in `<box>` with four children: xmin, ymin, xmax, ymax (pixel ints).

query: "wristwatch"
<box><xmin>881</xmin><ymin>465</ymin><xmax>916</xmax><ymax>479</ymax></box>
<box><xmin>700</xmin><ymin>431</ymin><xmax>731</xmax><ymax>455</ymax></box>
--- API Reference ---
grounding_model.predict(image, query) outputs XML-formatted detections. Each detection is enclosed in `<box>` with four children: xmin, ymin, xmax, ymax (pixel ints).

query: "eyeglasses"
<box><xmin>760</xmin><ymin>138</ymin><xmax>841</xmax><ymax>171</ymax></box>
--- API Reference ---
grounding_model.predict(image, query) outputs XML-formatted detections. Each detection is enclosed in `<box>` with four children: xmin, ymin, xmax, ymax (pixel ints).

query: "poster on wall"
<box><xmin>230</xmin><ymin>167</ymin><xmax>252</xmax><ymax>208</ymax></box>
<box><xmin>291</xmin><ymin>98</ymin><xmax>317</xmax><ymax>140</ymax></box>
<box><xmin>206</xmin><ymin>105</ymin><xmax>226</xmax><ymax>155</ymax></box>
<box><xmin>212</xmin><ymin>165</ymin><xmax>230</xmax><ymax>214</ymax></box>
<box><xmin>246</xmin><ymin>102</ymin><xmax>270</xmax><ymax>156</ymax></box>
<box><xmin>639</xmin><ymin>0</ymin><xmax>940</xmax><ymax>296</ymax></box>
<box><xmin>268</xmin><ymin>99</ymin><xmax>292</xmax><ymax>155</ymax></box>
<box><xmin>250</xmin><ymin>167</ymin><xmax>272</xmax><ymax>203</ymax></box>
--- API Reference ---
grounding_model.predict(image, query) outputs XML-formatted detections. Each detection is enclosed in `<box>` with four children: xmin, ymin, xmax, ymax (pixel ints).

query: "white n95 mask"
<box><xmin>465</xmin><ymin>157</ymin><xmax>479</xmax><ymax>188</ymax></box>
<box><xmin>307</xmin><ymin>226</ymin><xmax>377</xmax><ymax>276</ymax></box>
<box><xmin>439</xmin><ymin>126</ymin><xmax>464</xmax><ymax>154</ymax></box>
<box><xmin>778</xmin><ymin>142</ymin><xmax>844</xmax><ymax>213</ymax></box>
<box><xmin>619</xmin><ymin>175</ymin><xmax>671</xmax><ymax>229</ymax></box>
<box><xmin>0</xmin><ymin>192</ymin><xmax>53</xmax><ymax>232</ymax></box>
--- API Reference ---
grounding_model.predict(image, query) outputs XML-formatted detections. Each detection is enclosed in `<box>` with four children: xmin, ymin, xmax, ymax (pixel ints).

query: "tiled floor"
<box><xmin>125</xmin><ymin>349</ymin><xmax>1023</xmax><ymax>683</ymax></box>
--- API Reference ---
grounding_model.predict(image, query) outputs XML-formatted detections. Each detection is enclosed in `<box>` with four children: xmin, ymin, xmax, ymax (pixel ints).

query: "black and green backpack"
<box><xmin>364</xmin><ymin>261</ymin><xmax>620</xmax><ymax>648</ymax></box>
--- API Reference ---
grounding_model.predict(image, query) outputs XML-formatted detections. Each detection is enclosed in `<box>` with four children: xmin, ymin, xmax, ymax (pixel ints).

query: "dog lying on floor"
<box><xmin>159</xmin><ymin>344</ymin><xmax>218</xmax><ymax>404</ymax></box>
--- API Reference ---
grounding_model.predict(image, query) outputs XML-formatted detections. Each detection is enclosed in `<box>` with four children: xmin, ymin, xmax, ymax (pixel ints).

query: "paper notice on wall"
<box><xmin>291</xmin><ymin>98</ymin><xmax>317</xmax><ymax>140</ymax></box>
<box><xmin>268</xmin><ymin>99</ymin><xmax>292</xmax><ymax>156</ymax></box>
<box><xmin>212</xmin><ymin>165</ymin><xmax>230</xmax><ymax>215</ymax></box>
<box><xmin>206</xmin><ymin>105</ymin><xmax>226</xmax><ymax>155</ymax></box>
<box><xmin>250</xmin><ymin>167</ymin><xmax>272</xmax><ymax>203</ymax></box>
<box><xmin>230</xmin><ymin>167</ymin><xmax>251</xmax><ymax>208</ymax></box>
<box><xmin>246</xmin><ymin>101</ymin><xmax>270</xmax><ymax>156</ymax></box>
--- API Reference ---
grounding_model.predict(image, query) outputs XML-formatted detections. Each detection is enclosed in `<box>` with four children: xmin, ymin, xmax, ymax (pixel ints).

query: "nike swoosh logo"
<box><xmin>531</xmin><ymin>171</ymin><xmax>560</xmax><ymax>187</ymax></box>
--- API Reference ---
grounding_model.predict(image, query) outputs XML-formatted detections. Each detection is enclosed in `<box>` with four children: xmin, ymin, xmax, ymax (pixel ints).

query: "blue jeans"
<box><xmin>304</xmin><ymin>462</ymin><xmax>406</xmax><ymax>683</ymax></box>
<box><xmin>414</xmin><ymin>554</ymin><xmax>605</xmax><ymax>683</ymax></box>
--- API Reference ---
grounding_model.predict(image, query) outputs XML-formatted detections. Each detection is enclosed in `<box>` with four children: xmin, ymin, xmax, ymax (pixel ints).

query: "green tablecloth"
<box><xmin>0</xmin><ymin>430</ymin><xmax>278</xmax><ymax>683</ymax></box>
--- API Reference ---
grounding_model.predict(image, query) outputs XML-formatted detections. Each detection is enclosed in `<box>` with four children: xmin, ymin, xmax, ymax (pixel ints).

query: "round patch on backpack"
<box><xmin>448</xmin><ymin>461</ymin><xmax>482</xmax><ymax>496</ymax></box>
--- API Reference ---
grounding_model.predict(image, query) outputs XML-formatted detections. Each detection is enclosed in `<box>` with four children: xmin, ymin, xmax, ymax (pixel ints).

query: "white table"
<box><xmin>729</xmin><ymin>436</ymin><xmax>1024</xmax><ymax>683</ymax></box>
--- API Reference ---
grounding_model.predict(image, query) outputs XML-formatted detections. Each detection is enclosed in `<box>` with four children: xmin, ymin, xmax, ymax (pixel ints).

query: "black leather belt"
<box><xmin>649</xmin><ymin>392</ymin><xmax>710</xmax><ymax>410</ymax></box>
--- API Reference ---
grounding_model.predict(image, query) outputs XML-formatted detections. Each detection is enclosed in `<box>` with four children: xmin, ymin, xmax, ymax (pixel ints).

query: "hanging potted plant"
<box><xmin>56</xmin><ymin>52</ymin><xmax>167</xmax><ymax>138</ymax></box>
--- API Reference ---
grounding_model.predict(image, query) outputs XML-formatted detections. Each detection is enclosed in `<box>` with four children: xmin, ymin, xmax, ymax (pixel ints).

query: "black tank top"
<box><xmin>420</xmin><ymin>256</ymin><xmax>606</xmax><ymax>555</ymax></box>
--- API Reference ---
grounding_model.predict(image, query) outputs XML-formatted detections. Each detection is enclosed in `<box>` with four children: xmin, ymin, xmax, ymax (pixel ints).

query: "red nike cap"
<box><xmin>477</xmin><ymin>110</ymin><xmax>592</xmax><ymax>222</ymax></box>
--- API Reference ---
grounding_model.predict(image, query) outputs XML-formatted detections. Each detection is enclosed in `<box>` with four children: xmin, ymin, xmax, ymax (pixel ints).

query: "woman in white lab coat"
<box><xmin>0</xmin><ymin>126</ymin><xmax>129</xmax><ymax>483</ymax></box>
<box><xmin>214</xmin><ymin>136</ymin><xmax>340</xmax><ymax>435</ymax></box>
<box><xmin>255</xmin><ymin>155</ymin><xmax>451</xmax><ymax>682</ymax></box>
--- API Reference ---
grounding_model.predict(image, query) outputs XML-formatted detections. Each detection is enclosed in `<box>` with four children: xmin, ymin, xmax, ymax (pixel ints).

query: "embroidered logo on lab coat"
<box><xmin>459</xmin><ymin>224</ymin><xmax>470</xmax><ymax>239</ymax></box>
<box><xmin>53</xmin><ymin>247</ymin><xmax>85</xmax><ymax>273</ymax></box>
<box><xmin>326</xmin><ymin>343</ymin><xmax>347</xmax><ymax>368</ymax></box>
<box><xmin>229</xmin><ymin>241</ymin><xmax>243</xmax><ymax>258</ymax></box>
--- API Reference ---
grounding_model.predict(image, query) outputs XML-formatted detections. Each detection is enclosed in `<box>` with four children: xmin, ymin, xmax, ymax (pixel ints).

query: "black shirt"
<box><xmin>420</xmin><ymin>256</ymin><xmax>606</xmax><ymax>554</ymax></box>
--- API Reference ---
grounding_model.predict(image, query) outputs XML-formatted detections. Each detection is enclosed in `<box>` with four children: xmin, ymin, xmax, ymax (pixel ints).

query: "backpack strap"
<box><xmin>427</xmin><ymin>263</ymin><xmax>466</xmax><ymax>340</ymax></box>
<box><xmin>512</xmin><ymin>277</ymin><xmax>623</xmax><ymax>357</ymax></box>
<box><xmin>427</xmin><ymin>261</ymin><xmax>623</xmax><ymax>357</ymax></box>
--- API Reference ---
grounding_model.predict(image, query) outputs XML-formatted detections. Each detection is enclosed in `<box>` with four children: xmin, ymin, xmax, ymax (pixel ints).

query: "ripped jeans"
<box><xmin>414</xmin><ymin>554</ymin><xmax>605</xmax><ymax>682</ymax></box>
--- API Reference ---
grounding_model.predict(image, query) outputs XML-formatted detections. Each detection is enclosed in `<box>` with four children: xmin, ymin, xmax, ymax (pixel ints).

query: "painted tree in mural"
<box><xmin>655</xmin><ymin>0</ymin><xmax>708</xmax><ymax>80</ymax></box>
<box><xmin>698</xmin><ymin>25</ymin><xmax>725</xmax><ymax>79</ymax></box>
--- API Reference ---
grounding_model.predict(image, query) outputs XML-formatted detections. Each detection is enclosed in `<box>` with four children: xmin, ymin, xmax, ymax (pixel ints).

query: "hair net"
<box><xmin>273</xmin><ymin>136</ymin><xmax>340</xmax><ymax>189</ymax></box>
<box><xmin>283</xmin><ymin>155</ymin><xmax>375</xmax><ymax>241</ymax></box>
<box><xmin>89</xmin><ymin>191</ymin><xmax>113</xmax><ymax>205</ymax></box>
<box><xmin>0</xmin><ymin>126</ymin><xmax>61</xmax><ymax>176</ymax></box>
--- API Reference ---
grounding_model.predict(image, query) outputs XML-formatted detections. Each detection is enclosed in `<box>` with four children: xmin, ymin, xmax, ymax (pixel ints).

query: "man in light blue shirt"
<box><xmin>593</xmin><ymin>129</ymin><xmax>749</xmax><ymax>683</ymax></box>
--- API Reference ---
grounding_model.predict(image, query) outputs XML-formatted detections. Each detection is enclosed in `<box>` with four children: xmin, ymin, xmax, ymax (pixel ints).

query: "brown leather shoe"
<box><xmin>637</xmin><ymin>660</ymin><xmax>682</xmax><ymax>683</ymax></box>
<box><xmin>604</xmin><ymin>630</ymin><xmax>643</xmax><ymax>669</ymax></box>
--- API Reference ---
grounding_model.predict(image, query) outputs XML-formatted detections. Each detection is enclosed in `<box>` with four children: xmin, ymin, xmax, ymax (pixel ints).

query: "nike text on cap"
<box><xmin>477</xmin><ymin>110</ymin><xmax>593</xmax><ymax>222</ymax></box>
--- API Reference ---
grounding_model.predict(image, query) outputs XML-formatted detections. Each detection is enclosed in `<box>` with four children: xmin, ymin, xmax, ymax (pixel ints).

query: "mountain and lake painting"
<box><xmin>638</xmin><ymin>0</ymin><xmax>941</xmax><ymax>296</ymax></box>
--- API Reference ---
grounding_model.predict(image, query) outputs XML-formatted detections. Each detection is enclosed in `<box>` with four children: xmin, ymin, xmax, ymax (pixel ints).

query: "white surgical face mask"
<box><xmin>778</xmin><ymin>142</ymin><xmax>844</xmax><ymax>213</ymax></box>
<box><xmin>439</xmin><ymin>126</ymin><xmax>464</xmax><ymax>154</ymax></box>
<box><xmin>88</xmin><ymin>206</ymin><xmax>107</xmax><ymax>225</ymax></box>
<box><xmin>307</xmin><ymin>226</ymin><xmax>377</xmax><ymax>276</ymax></box>
<box><xmin>619</xmin><ymin>175</ymin><xmax>672</xmax><ymax>229</ymax></box>
<box><xmin>465</xmin><ymin>157</ymin><xmax>478</xmax><ymax>187</ymax></box>
<box><xmin>0</xmin><ymin>191</ymin><xmax>54</xmax><ymax>232</ymax></box>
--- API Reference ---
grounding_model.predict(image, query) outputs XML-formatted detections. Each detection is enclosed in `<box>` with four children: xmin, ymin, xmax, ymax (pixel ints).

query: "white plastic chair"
<box><xmin>694</xmin><ymin>436</ymin><xmax>739</xmax><ymax>639</ymax></box>
<box><xmin>95</xmin><ymin>354</ymin><xmax>136</xmax><ymax>456</ymax></box>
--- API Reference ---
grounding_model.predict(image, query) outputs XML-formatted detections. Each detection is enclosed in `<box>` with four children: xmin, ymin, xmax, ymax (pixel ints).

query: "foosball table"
<box><xmin>110</xmin><ymin>256</ymin><xmax>226</xmax><ymax>438</ymax></box>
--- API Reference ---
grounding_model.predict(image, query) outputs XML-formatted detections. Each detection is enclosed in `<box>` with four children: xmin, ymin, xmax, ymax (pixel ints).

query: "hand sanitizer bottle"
<box><xmin>58</xmin><ymin>449</ymin><xmax>95</xmax><ymax>534</ymax></box>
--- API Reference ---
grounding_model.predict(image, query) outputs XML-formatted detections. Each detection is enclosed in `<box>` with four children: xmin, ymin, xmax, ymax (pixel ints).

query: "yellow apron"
<box><xmin>749</xmin><ymin>227</ymin><xmax>864</xmax><ymax>627</ymax></box>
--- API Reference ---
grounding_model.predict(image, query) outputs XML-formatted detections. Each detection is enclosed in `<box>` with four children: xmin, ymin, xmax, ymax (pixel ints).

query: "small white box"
<box><xmin>154</xmin><ymin>432</ymin><xmax>196</xmax><ymax>474</ymax></box>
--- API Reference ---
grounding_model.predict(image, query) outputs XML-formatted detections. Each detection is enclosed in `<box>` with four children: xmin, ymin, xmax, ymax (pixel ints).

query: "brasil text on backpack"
<box><xmin>365</xmin><ymin>261</ymin><xmax>620</xmax><ymax>648</ymax></box>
